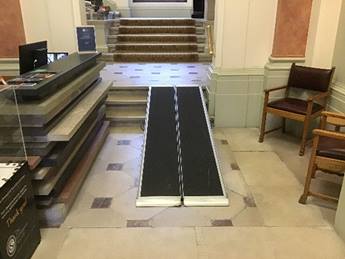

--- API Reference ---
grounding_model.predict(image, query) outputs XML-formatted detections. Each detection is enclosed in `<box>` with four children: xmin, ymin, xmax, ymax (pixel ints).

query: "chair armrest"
<box><xmin>313</xmin><ymin>129</ymin><xmax>345</xmax><ymax>141</ymax></box>
<box><xmin>322</xmin><ymin>111</ymin><xmax>345</xmax><ymax>120</ymax></box>
<box><xmin>0</xmin><ymin>76</ymin><xmax>6</xmax><ymax>85</ymax></box>
<box><xmin>307</xmin><ymin>91</ymin><xmax>330</xmax><ymax>102</ymax></box>
<box><xmin>264</xmin><ymin>86</ymin><xmax>288</xmax><ymax>93</ymax></box>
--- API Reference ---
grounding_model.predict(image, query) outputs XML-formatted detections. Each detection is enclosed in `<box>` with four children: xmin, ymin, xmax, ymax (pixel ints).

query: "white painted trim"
<box><xmin>197</xmin><ymin>86</ymin><xmax>228</xmax><ymax>205</ymax></box>
<box><xmin>136</xmin><ymin>196</ymin><xmax>181</xmax><ymax>207</ymax></box>
<box><xmin>184</xmin><ymin>196</ymin><xmax>229</xmax><ymax>206</ymax></box>
<box><xmin>137</xmin><ymin>87</ymin><xmax>151</xmax><ymax>202</ymax></box>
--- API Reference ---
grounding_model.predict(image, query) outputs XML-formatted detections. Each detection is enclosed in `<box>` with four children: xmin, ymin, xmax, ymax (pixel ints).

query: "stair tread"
<box><xmin>109</xmin><ymin>34</ymin><xmax>204</xmax><ymax>37</ymax></box>
<box><xmin>106</xmin><ymin>94</ymin><xmax>147</xmax><ymax>103</ymax></box>
<box><xmin>109</xmin><ymin>43</ymin><xmax>198</xmax><ymax>46</ymax></box>
<box><xmin>106</xmin><ymin>109</ymin><xmax>146</xmax><ymax>118</ymax></box>
<box><xmin>113</xmin><ymin>52</ymin><xmax>199</xmax><ymax>55</ymax></box>
<box><xmin>117</xmin><ymin>26</ymin><xmax>197</xmax><ymax>28</ymax></box>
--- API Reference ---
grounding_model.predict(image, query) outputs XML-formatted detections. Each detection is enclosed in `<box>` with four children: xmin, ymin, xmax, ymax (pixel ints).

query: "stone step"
<box><xmin>113</xmin><ymin>52</ymin><xmax>199</xmax><ymax>62</ymax></box>
<box><xmin>106</xmin><ymin>106</ymin><xmax>146</xmax><ymax>122</ymax></box>
<box><xmin>106</xmin><ymin>91</ymin><xmax>148</xmax><ymax>105</ymax></box>
<box><xmin>107</xmin><ymin>34</ymin><xmax>205</xmax><ymax>44</ymax></box>
<box><xmin>111</xmin><ymin>85</ymin><xmax>149</xmax><ymax>91</ymax></box>
<box><xmin>108</xmin><ymin>43</ymin><xmax>202</xmax><ymax>53</ymax></box>
<box><xmin>99</xmin><ymin>53</ymin><xmax>114</xmax><ymax>61</ymax></box>
<box><xmin>119</xmin><ymin>18</ymin><xmax>196</xmax><ymax>26</ymax></box>
<box><xmin>198</xmin><ymin>53</ymin><xmax>213</xmax><ymax>62</ymax></box>
<box><xmin>111</xmin><ymin>26</ymin><xmax>204</xmax><ymax>35</ymax></box>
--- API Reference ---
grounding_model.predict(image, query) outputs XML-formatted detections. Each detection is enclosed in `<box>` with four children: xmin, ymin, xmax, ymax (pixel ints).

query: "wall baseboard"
<box><xmin>0</xmin><ymin>58</ymin><xmax>19</xmax><ymax>77</ymax></box>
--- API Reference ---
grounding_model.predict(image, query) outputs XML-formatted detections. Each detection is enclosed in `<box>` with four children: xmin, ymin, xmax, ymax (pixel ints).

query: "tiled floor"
<box><xmin>32</xmin><ymin>127</ymin><xmax>345</xmax><ymax>259</ymax></box>
<box><xmin>101</xmin><ymin>63</ymin><xmax>210</xmax><ymax>86</ymax></box>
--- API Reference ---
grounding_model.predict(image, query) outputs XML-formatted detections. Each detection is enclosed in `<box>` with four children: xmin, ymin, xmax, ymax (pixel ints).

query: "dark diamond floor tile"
<box><xmin>221</xmin><ymin>139</ymin><xmax>229</xmax><ymax>145</ymax></box>
<box><xmin>114</xmin><ymin>72</ymin><xmax>123</xmax><ymax>74</ymax></box>
<box><xmin>127</xmin><ymin>220</ymin><xmax>151</xmax><ymax>228</ymax></box>
<box><xmin>91</xmin><ymin>197</ymin><xmax>113</xmax><ymax>209</ymax></box>
<box><xmin>151</xmin><ymin>72</ymin><xmax>161</xmax><ymax>74</ymax></box>
<box><xmin>211</xmin><ymin>219</ymin><xmax>233</xmax><ymax>227</ymax></box>
<box><xmin>107</xmin><ymin>163</ymin><xmax>124</xmax><ymax>171</ymax></box>
<box><xmin>117</xmin><ymin>140</ymin><xmax>131</xmax><ymax>145</ymax></box>
<box><xmin>243</xmin><ymin>196</ymin><xmax>257</xmax><ymax>207</ymax></box>
<box><xmin>189</xmin><ymin>72</ymin><xmax>198</xmax><ymax>74</ymax></box>
<box><xmin>135</xmin><ymin>69</ymin><xmax>143</xmax><ymax>71</ymax></box>
<box><xmin>231</xmin><ymin>163</ymin><xmax>240</xmax><ymax>170</ymax></box>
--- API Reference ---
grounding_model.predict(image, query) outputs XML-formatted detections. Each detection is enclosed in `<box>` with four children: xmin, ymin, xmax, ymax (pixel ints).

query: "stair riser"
<box><xmin>109</xmin><ymin>45</ymin><xmax>198</xmax><ymax>53</ymax></box>
<box><xmin>107</xmin><ymin>36</ymin><xmax>205</xmax><ymax>44</ymax></box>
<box><xmin>113</xmin><ymin>54</ymin><xmax>199</xmax><ymax>62</ymax></box>
<box><xmin>120</xmin><ymin>19</ymin><xmax>196</xmax><ymax>26</ymax></box>
<box><xmin>113</xmin><ymin>27</ymin><xmax>198</xmax><ymax>35</ymax></box>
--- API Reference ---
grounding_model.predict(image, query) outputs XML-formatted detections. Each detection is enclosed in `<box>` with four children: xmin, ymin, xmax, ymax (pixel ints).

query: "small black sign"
<box><xmin>76</xmin><ymin>26</ymin><xmax>96</xmax><ymax>52</ymax></box>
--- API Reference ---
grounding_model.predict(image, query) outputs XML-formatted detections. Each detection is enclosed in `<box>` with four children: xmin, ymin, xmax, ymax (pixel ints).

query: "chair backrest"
<box><xmin>287</xmin><ymin>63</ymin><xmax>335</xmax><ymax>92</ymax></box>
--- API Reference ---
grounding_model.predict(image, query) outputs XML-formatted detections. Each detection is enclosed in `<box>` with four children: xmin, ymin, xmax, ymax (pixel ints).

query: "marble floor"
<box><xmin>32</xmin><ymin>127</ymin><xmax>345</xmax><ymax>259</ymax></box>
<box><xmin>101</xmin><ymin>63</ymin><xmax>210</xmax><ymax>87</ymax></box>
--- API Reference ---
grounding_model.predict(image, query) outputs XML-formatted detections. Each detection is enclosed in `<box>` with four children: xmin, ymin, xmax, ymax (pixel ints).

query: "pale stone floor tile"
<box><xmin>251</xmin><ymin>185</ymin><xmax>334</xmax><ymax>227</ymax></box>
<box><xmin>196</xmin><ymin>227</ymin><xmax>276</xmax><ymax>259</ymax></box>
<box><xmin>221</xmin><ymin>128</ymin><xmax>273</xmax><ymax>152</ymax></box>
<box><xmin>151</xmin><ymin>207</ymin><xmax>212</xmax><ymax>227</ymax></box>
<box><xmin>111</xmin><ymin>188</ymin><xmax>166</xmax><ymax>220</ymax></box>
<box><xmin>32</xmin><ymin>228</ymin><xmax>69</xmax><ymax>259</ymax></box>
<box><xmin>223</xmin><ymin>170</ymin><xmax>250</xmax><ymax>197</ymax></box>
<box><xmin>192</xmin><ymin>191</ymin><xmax>246</xmax><ymax>221</ymax></box>
<box><xmin>231</xmin><ymin>207</ymin><xmax>265</xmax><ymax>226</ymax></box>
<box><xmin>234</xmin><ymin>151</ymin><xmax>301</xmax><ymax>187</ymax></box>
<box><xmin>82</xmin><ymin>171</ymin><xmax>134</xmax><ymax>198</ymax></box>
<box><xmin>266</xmin><ymin>227</ymin><xmax>345</xmax><ymax>259</ymax></box>
<box><xmin>32</xmin><ymin>127</ymin><xmax>345</xmax><ymax>258</ymax></box>
<box><xmin>57</xmin><ymin>228</ymin><xmax>198</xmax><ymax>259</ymax></box>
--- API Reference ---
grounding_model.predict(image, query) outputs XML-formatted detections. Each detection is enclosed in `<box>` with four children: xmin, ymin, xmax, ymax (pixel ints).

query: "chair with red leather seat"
<box><xmin>299</xmin><ymin>111</ymin><xmax>345</xmax><ymax>204</ymax></box>
<box><xmin>259</xmin><ymin>63</ymin><xmax>335</xmax><ymax>156</ymax></box>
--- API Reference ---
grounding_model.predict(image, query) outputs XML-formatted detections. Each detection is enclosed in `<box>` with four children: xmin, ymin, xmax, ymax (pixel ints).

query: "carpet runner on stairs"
<box><xmin>106</xmin><ymin>18</ymin><xmax>211</xmax><ymax>62</ymax></box>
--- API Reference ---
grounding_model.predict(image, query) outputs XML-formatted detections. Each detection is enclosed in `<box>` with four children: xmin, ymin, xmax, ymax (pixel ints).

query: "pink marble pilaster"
<box><xmin>272</xmin><ymin>0</ymin><xmax>313</xmax><ymax>58</ymax></box>
<box><xmin>0</xmin><ymin>0</ymin><xmax>26</xmax><ymax>58</ymax></box>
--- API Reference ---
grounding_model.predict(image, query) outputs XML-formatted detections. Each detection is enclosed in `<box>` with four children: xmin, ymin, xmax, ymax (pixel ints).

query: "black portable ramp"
<box><xmin>136</xmin><ymin>87</ymin><xmax>181</xmax><ymax>207</ymax></box>
<box><xmin>177</xmin><ymin>86</ymin><xmax>228</xmax><ymax>206</ymax></box>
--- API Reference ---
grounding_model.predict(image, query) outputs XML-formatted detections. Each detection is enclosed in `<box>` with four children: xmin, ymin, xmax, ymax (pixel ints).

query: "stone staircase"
<box><xmin>103</xmin><ymin>18</ymin><xmax>212</xmax><ymax>62</ymax></box>
<box><xmin>106</xmin><ymin>86</ymin><xmax>148</xmax><ymax>126</ymax></box>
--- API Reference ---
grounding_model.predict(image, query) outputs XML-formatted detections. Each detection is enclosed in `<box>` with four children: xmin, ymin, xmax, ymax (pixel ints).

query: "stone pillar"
<box><xmin>263</xmin><ymin>0</ymin><xmax>313</xmax><ymax>134</ymax></box>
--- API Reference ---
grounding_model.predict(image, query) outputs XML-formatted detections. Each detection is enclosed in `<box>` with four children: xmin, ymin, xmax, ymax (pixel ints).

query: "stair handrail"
<box><xmin>206</xmin><ymin>24</ymin><xmax>214</xmax><ymax>56</ymax></box>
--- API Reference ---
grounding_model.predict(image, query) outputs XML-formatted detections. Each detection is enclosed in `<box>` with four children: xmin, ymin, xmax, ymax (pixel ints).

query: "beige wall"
<box><xmin>19</xmin><ymin>0</ymin><xmax>86</xmax><ymax>53</ymax></box>
<box><xmin>305</xmin><ymin>0</ymin><xmax>342</xmax><ymax>68</ymax></box>
<box><xmin>213</xmin><ymin>0</ymin><xmax>277</xmax><ymax>70</ymax></box>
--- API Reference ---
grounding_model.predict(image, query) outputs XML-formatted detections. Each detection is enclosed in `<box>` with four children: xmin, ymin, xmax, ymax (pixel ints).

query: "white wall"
<box><xmin>213</xmin><ymin>0</ymin><xmax>277</xmax><ymax>71</ymax></box>
<box><xmin>305</xmin><ymin>0</ymin><xmax>342</xmax><ymax>68</ymax></box>
<box><xmin>20</xmin><ymin>0</ymin><xmax>86</xmax><ymax>53</ymax></box>
<box><xmin>129</xmin><ymin>0</ymin><xmax>193</xmax><ymax>17</ymax></box>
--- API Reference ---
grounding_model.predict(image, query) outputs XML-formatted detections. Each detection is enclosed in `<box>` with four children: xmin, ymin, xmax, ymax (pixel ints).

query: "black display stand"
<box><xmin>191</xmin><ymin>0</ymin><xmax>204</xmax><ymax>19</ymax></box>
<box><xmin>0</xmin><ymin>162</ymin><xmax>41</xmax><ymax>259</ymax></box>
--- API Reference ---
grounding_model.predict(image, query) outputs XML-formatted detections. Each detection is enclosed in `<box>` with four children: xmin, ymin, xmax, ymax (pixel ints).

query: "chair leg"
<box><xmin>299</xmin><ymin>162</ymin><xmax>317</xmax><ymax>204</ymax></box>
<box><xmin>259</xmin><ymin>110</ymin><xmax>267</xmax><ymax>143</ymax></box>
<box><xmin>299</xmin><ymin>118</ymin><xmax>310</xmax><ymax>156</ymax></box>
<box><xmin>282</xmin><ymin>118</ymin><xmax>286</xmax><ymax>133</ymax></box>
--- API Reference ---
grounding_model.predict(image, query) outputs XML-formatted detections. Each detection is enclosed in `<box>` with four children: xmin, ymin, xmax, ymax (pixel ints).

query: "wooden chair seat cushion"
<box><xmin>267</xmin><ymin>98</ymin><xmax>324</xmax><ymax>115</ymax></box>
<box><xmin>317</xmin><ymin>136</ymin><xmax>345</xmax><ymax>160</ymax></box>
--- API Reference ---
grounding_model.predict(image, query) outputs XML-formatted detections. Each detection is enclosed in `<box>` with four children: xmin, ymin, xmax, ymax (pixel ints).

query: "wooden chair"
<box><xmin>259</xmin><ymin>63</ymin><xmax>335</xmax><ymax>156</ymax></box>
<box><xmin>299</xmin><ymin>111</ymin><xmax>345</xmax><ymax>204</ymax></box>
